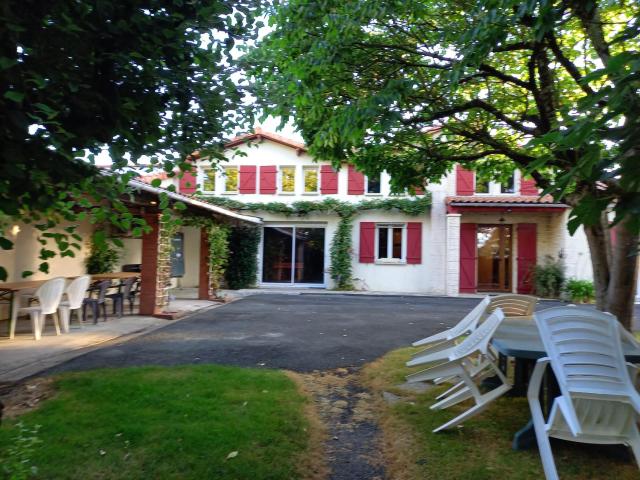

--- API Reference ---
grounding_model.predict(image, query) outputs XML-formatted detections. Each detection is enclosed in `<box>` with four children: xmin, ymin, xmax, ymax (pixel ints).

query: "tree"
<box><xmin>246</xmin><ymin>0</ymin><xmax>640</xmax><ymax>328</ymax></box>
<box><xmin>0</xmin><ymin>0</ymin><xmax>259</xmax><ymax>280</ymax></box>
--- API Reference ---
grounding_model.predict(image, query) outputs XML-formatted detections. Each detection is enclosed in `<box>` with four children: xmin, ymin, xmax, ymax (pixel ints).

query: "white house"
<box><xmin>175</xmin><ymin>129</ymin><xmax>594</xmax><ymax>295</ymax></box>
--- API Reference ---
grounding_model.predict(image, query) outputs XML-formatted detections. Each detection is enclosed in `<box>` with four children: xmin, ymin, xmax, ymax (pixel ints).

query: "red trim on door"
<box><xmin>239</xmin><ymin>165</ymin><xmax>257</xmax><ymax>194</ymax></box>
<box><xmin>520</xmin><ymin>177</ymin><xmax>539</xmax><ymax>195</ymax></box>
<box><xmin>359</xmin><ymin>222</ymin><xmax>375</xmax><ymax>263</ymax></box>
<box><xmin>459</xmin><ymin>223</ymin><xmax>477</xmax><ymax>293</ymax></box>
<box><xmin>320</xmin><ymin>165</ymin><xmax>338</xmax><ymax>194</ymax></box>
<box><xmin>406</xmin><ymin>222</ymin><xmax>422</xmax><ymax>264</ymax></box>
<box><xmin>517</xmin><ymin>223</ymin><xmax>537</xmax><ymax>294</ymax></box>
<box><xmin>348</xmin><ymin>165</ymin><xmax>365</xmax><ymax>195</ymax></box>
<box><xmin>456</xmin><ymin>165</ymin><xmax>475</xmax><ymax>196</ymax></box>
<box><xmin>259</xmin><ymin>165</ymin><xmax>277</xmax><ymax>194</ymax></box>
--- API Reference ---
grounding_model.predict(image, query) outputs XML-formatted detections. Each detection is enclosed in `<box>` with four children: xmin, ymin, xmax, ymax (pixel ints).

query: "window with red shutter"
<box><xmin>259</xmin><ymin>165</ymin><xmax>277</xmax><ymax>194</ymax></box>
<box><xmin>359</xmin><ymin>222</ymin><xmax>375</xmax><ymax>263</ymax></box>
<box><xmin>179</xmin><ymin>165</ymin><xmax>197</xmax><ymax>194</ymax></box>
<box><xmin>320</xmin><ymin>165</ymin><xmax>338</xmax><ymax>194</ymax></box>
<box><xmin>456</xmin><ymin>164</ymin><xmax>475</xmax><ymax>196</ymax></box>
<box><xmin>239</xmin><ymin>165</ymin><xmax>257</xmax><ymax>194</ymax></box>
<box><xmin>406</xmin><ymin>222</ymin><xmax>422</xmax><ymax>264</ymax></box>
<box><xmin>520</xmin><ymin>177</ymin><xmax>539</xmax><ymax>195</ymax></box>
<box><xmin>348</xmin><ymin>165</ymin><xmax>365</xmax><ymax>195</ymax></box>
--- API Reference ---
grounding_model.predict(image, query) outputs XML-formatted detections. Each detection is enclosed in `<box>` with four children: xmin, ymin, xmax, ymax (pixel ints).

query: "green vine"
<box><xmin>201</xmin><ymin>195</ymin><xmax>431</xmax><ymax>290</ymax></box>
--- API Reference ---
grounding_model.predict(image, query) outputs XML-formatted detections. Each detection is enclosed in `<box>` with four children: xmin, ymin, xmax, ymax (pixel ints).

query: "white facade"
<box><xmin>179</xmin><ymin>132</ymin><xmax>595</xmax><ymax>294</ymax></box>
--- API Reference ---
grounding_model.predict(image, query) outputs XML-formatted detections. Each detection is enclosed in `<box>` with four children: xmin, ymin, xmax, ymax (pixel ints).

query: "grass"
<box><xmin>361</xmin><ymin>347</ymin><xmax>639</xmax><ymax>480</ymax></box>
<box><xmin>0</xmin><ymin>365</ymin><xmax>313</xmax><ymax>480</ymax></box>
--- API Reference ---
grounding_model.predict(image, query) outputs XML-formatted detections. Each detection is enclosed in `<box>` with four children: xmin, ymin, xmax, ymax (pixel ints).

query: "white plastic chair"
<box><xmin>528</xmin><ymin>306</ymin><xmax>640</xmax><ymax>480</ymax></box>
<box><xmin>58</xmin><ymin>275</ymin><xmax>91</xmax><ymax>333</ymax></box>
<box><xmin>406</xmin><ymin>309</ymin><xmax>511</xmax><ymax>432</ymax></box>
<box><xmin>17</xmin><ymin>277</ymin><xmax>66</xmax><ymax>340</ymax></box>
<box><xmin>412</xmin><ymin>296</ymin><xmax>490</xmax><ymax>348</ymax></box>
<box><xmin>487</xmin><ymin>294</ymin><xmax>537</xmax><ymax>319</ymax></box>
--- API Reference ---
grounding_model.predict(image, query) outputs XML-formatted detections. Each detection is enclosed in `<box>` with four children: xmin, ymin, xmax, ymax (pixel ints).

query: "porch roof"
<box><xmin>446</xmin><ymin>195</ymin><xmax>568</xmax><ymax>213</ymax></box>
<box><xmin>127</xmin><ymin>179</ymin><xmax>262</xmax><ymax>224</ymax></box>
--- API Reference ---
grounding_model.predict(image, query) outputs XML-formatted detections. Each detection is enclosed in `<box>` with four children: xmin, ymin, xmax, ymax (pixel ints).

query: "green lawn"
<box><xmin>361</xmin><ymin>347</ymin><xmax>639</xmax><ymax>480</ymax></box>
<box><xmin>0</xmin><ymin>365</ymin><xmax>311</xmax><ymax>480</ymax></box>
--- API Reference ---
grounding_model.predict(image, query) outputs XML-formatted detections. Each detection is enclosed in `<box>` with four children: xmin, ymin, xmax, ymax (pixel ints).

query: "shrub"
<box><xmin>533</xmin><ymin>256</ymin><xmax>565</xmax><ymax>298</ymax></box>
<box><xmin>85</xmin><ymin>236</ymin><xmax>120</xmax><ymax>274</ymax></box>
<box><xmin>564</xmin><ymin>278</ymin><xmax>595</xmax><ymax>303</ymax></box>
<box><xmin>225</xmin><ymin>225</ymin><xmax>260</xmax><ymax>289</ymax></box>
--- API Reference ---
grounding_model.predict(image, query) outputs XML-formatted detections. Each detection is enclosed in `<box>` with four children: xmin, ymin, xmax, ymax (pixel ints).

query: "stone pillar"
<box><xmin>198</xmin><ymin>229</ymin><xmax>211</xmax><ymax>300</ymax></box>
<box><xmin>139</xmin><ymin>214</ymin><xmax>173</xmax><ymax>315</ymax></box>
<box><xmin>446</xmin><ymin>214</ymin><xmax>461</xmax><ymax>296</ymax></box>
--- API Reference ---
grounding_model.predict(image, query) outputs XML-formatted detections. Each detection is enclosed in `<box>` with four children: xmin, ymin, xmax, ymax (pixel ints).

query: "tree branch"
<box><xmin>545</xmin><ymin>32</ymin><xmax>595</xmax><ymax>96</ymax></box>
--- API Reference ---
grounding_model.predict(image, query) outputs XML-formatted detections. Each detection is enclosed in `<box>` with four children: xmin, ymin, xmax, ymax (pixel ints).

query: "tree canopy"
<box><xmin>247</xmin><ymin>0</ymin><xmax>640</xmax><ymax>326</ymax></box>
<box><xmin>0</xmin><ymin>0</ymin><xmax>259</xmax><ymax>280</ymax></box>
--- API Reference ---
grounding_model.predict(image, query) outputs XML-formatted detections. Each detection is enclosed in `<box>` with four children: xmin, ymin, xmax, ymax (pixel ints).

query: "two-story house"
<box><xmin>175</xmin><ymin>129</ymin><xmax>593</xmax><ymax>295</ymax></box>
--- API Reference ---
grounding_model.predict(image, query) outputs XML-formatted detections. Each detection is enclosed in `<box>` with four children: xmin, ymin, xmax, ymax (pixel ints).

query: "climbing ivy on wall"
<box><xmin>225</xmin><ymin>224</ymin><xmax>261</xmax><ymax>289</ymax></box>
<box><xmin>201</xmin><ymin>195</ymin><xmax>431</xmax><ymax>290</ymax></box>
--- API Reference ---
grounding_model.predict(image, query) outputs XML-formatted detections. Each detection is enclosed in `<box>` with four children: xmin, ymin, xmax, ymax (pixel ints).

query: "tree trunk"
<box><xmin>584</xmin><ymin>217</ymin><xmax>639</xmax><ymax>330</ymax></box>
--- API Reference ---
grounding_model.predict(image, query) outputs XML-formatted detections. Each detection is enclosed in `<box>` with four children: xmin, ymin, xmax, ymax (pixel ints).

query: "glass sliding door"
<box><xmin>262</xmin><ymin>226</ymin><xmax>325</xmax><ymax>285</ymax></box>
<box><xmin>262</xmin><ymin>227</ymin><xmax>294</xmax><ymax>283</ymax></box>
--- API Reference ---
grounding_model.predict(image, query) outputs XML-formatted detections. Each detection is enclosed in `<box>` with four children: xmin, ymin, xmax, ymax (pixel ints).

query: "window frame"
<box><xmin>223</xmin><ymin>166</ymin><xmax>239</xmax><ymax>194</ymax></box>
<box><xmin>279</xmin><ymin>165</ymin><xmax>297</xmax><ymax>194</ymax></box>
<box><xmin>374</xmin><ymin>223</ymin><xmax>407</xmax><ymax>264</ymax></box>
<box><xmin>474</xmin><ymin>172</ymin><xmax>518</xmax><ymax>195</ymax></box>
<box><xmin>200</xmin><ymin>166</ymin><xmax>217</xmax><ymax>193</ymax></box>
<box><xmin>365</xmin><ymin>174</ymin><xmax>382</xmax><ymax>195</ymax></box>
<box><xmin>302</xmin><ymin>165</ymin><xmax>320</xmax><ymax>194</ymax></box>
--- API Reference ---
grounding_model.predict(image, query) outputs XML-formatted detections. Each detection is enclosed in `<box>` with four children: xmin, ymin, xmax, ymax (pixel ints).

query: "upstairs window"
<box><xmin>224</xmin><ymin>166</ymin><xmax>238</xmax><ymax>193</ymax></box>
<box><xmin>376</xmin><ymin>223</ymin><xmax>405</xmax><ymax>261</ymax></box>
<box><xmin>366</xmin><ymin>174</ymin><xmax>382</xmax><ymax>194</ymax></box>
<box><xmin>475</xmin><ymin>179</ymin><xmax>490</xmax><ymax>194</ymax></box>
<box><xmin>280</xmin><ymin>166</ymin><xmax>296</xmax><ymax>193</ymax></box>
<box><xmin>303</xmin><ymin>166</ymin><xmax>319</xmax><ymax>193</ymax></box>
<box><xmin>475</xmin><ymin>172</ymin><xmax>517</xmax><ymax>195</ymax></box>
<box><xmin>500</xmin><ymin>174</ymin><xmax>515</xmax><ymax>193</ymax></box>
<box><xmin>201</xmin><ymin>167</ymin><xmax>216</xmax><ymax>193</ymax></box>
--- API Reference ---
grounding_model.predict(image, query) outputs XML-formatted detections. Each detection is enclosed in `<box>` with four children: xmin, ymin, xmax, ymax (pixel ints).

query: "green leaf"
<box><xmin>0</xmin><ymin>237</ymin><xmax>14</xmax><ymax>250</ymax></box>
<box><xmin>4</xmin><ymin>91</ymin><xmax>24</xmax><ymax>103</ymax></box>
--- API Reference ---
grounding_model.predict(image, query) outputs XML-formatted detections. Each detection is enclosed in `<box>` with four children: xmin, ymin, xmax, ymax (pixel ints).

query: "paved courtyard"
<box><xmin>46</xmin><ymin>294</ymin><xmax>568</xmax><ymax>375</ymax></box>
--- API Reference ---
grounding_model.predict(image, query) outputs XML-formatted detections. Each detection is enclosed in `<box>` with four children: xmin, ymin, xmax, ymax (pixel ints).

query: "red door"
<box><xmin>459</xmin><ymin>223</ymin><xmax>477</xmax><ymax>293</ymax></box>
<box><xmin>517</xmin><ymin>223</ymin><xmax>537</xmax><ymax>293</ymax></box>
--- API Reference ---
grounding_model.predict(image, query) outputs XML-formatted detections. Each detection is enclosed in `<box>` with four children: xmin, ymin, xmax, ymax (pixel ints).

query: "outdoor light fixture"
<box><xmin>11</xmin><ymin>224</ymin><xmax>20</xmax><ymax>236</ymax></box>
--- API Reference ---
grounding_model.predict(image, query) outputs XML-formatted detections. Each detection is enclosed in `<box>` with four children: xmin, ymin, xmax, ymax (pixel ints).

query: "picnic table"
<box><xmin>0</xmin><ymin>272</ymin><xmax>140</xmax><ymax>338</ymax></box>
<box><xmin>491</xmin><ymin>318</ymin><xmax>640</xmax><ymax>450</ymax></box>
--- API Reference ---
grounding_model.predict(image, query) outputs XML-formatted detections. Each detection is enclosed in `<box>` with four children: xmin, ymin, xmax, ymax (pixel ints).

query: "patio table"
<box><xmin>491</xmin><ymin>318</ymin><xmax>640</xmax><ymax>450</ymax></box>
<box><xmin>0</xmin><ymin>280</ymin><xmax>48</xmax><ymax>339</ymax></box>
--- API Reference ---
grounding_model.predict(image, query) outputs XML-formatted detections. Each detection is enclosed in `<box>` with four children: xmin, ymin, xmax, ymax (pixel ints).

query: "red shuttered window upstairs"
<box><xmin>320</xmin><ymin>165</ymin><xmax>339</xmax><ymax>194</ymax></box>
<box><xmin>259</xmin><ymin>165</ymin><xmax>277</xmax><ymax>194</ymax></box>
<box><xmin>179</xmin><ymin>165</ymin><xmax>197</xmax><ymax>194</ymax></box>
<box><xmin>406</xmin><ymin>222</ymin><xmax>422</xmax><ymax>264</ymax></box>
<box><xmin>456</xmin><ymin>164</ymin><xmax>475</xmax><ymax>196</ymax></box>
<box><xmin>239</xmin><ymin>165</ymin><xmax>257</xmax><ymax>194</ymax></box>
<box><xmin>348</xmin><ymin>165</ymin><xmax>365</xmax><ymax>195</ymax></box>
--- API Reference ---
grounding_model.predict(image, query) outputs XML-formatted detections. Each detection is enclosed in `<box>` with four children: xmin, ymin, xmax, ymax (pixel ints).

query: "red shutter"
<box><xmin>239</xmin><ymin>165</ymin><xmax>257</xmax><ymax>194</ymax></box>
<box><xmin>414</xmin><ymin>186</ymin><xmax>425</xmax><ymax>195</ymax></box>
<box><xmin>459</xmin><ymin>223</ymin><xmax>477</xmax><ymax>293</ymax></box>
<box><xmin>320</xmin><ymin>165</ymin><xmax>339</xmax><ymax>194</ymax></box>
<box><xmin>348</xmin><ymin>165</ymin><xmax>365</xmax><ymax>195</ymax></box>
<box><xmin>456</xmin><ymin>164</ymin><xmax>475</xmax><ymax>196</ymax></box>
<box><xmin>259</xmin><ymin>165</ymin><xmax>277</xmax><ymax>194</ymax></box>
<box><xmin>517</xmin><ymin>223</ymin><xmax>537</xmax><ymax>294</ymax></box>
<box><xmin>406</xmin><ymin>222</ymin><xmax>422</xmax><ymax>264</ymax></box>
<box><xmin>520</xmin><ymin>176</ymin><xmax>539</xmax><ymax>195</ymax></box>
<box><xmin>179</xmin><ymin>164</ymin><xmax>197</xmax><ymax>195</ymax></box>
<box><xmin>359</xmin><ymin>222</ymin><xmax>375</xmax><ymax>263</ymax></box>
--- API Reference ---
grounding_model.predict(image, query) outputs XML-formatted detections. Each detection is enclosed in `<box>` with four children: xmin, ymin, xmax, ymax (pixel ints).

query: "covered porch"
<box><xmin>444</xmin><ymin>196</ymin><xmax>571</xmax><ymax>296</ymax></box>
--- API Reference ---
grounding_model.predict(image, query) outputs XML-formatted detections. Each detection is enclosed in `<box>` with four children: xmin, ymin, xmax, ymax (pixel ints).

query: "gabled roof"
<box><xmin>225</xmin><ymin>127</ymin><xmax>307</xmax><ymax>154</ymax></box>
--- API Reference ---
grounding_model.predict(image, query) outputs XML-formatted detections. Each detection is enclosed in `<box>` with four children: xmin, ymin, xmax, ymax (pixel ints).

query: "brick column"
<box><xmin>139</xmin><ymin>213</ymin><xmax>161</xmax><ymax>315</ymax></box>
<box><xmin>445</xmin><ymin>213</ymin><xmax>461</xmax><ymax>296</ymax></box>
<box><xmin>198</xmin><ymin>228</ymin><xmax>211</xmax><ymax>300</ymax></box>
